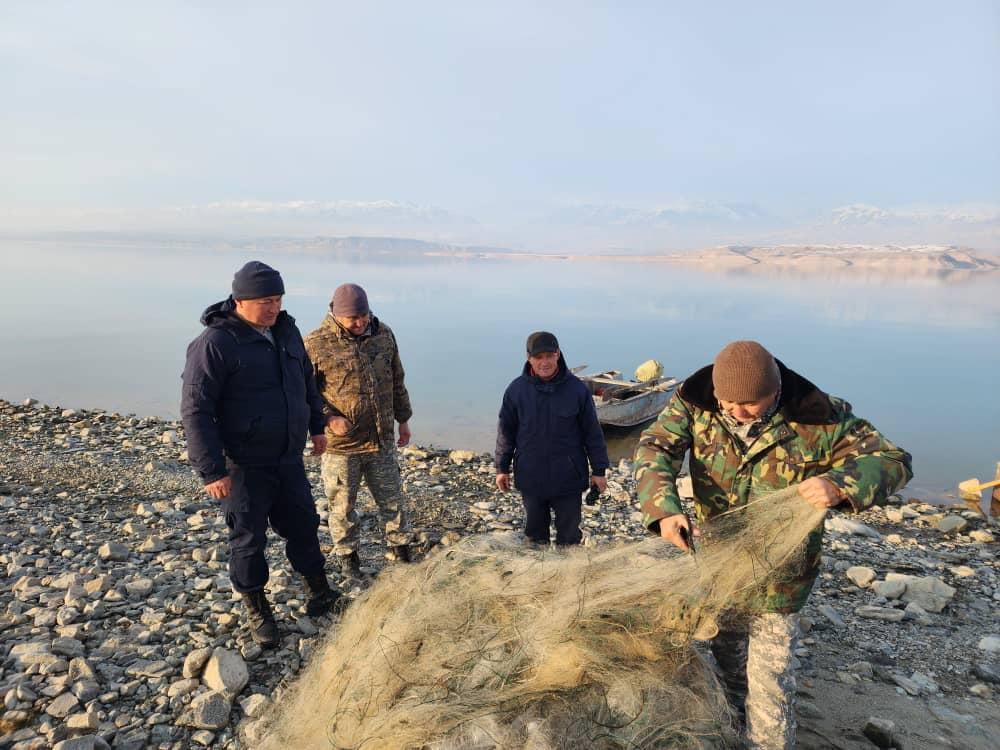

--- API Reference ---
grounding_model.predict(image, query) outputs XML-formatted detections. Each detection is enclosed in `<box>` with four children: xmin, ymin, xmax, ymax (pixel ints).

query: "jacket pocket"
<box><xmin>554</xmin><ymin>405</ymin><xmax>580</xmax><ymax>435</ymax></box>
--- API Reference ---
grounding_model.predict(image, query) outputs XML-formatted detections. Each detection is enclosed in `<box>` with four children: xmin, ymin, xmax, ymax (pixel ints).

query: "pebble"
<box><xmin>856</xmin><ymin>605</ymin><xmax>906</xmax><ymax>622</ymax></box>
<box><xmin>978</xmin><ymin>635</ymin><xmax>1000</xmax><ymax>653</ymax></box>
<box><xmin>937</xmin><ymin>515</ymin><xmax>969</xmax><ymax>533</ymax></box>
<box><xmin>180</xmin><ymin>691</ymin><xmax>232</xmax><ymax>730</ymax></box>
<box><xmin>846</xmin><ymin>566</ymin><xmax>876</xmax><ymax>587</ymax></box>
<box><xmin>862</xmin><ymin>716</ymin><xmax>897</xmax><ymax>748</ymax></box>
<box><xmin>203</xmin><ymin>648</ymin><xmax>249</xmax><ymax>697</ymax></box>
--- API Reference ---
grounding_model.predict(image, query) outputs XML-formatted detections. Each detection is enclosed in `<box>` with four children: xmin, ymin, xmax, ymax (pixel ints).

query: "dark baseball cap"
<box><xmin>526</xmin><ymin>331</ymin><xmax>559</xmax><ymax>356</ymax></box>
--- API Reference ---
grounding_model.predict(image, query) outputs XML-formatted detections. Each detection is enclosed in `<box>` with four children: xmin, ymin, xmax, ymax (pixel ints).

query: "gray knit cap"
<box><xmin>712</xmin><ymin>340</ymin><xmax>780</xmax><ymax>402</ymax></box>
<box><xmin>331</xmin><ymin>283</ymin><xmax>370</xmax><ymax>316</ymax></box>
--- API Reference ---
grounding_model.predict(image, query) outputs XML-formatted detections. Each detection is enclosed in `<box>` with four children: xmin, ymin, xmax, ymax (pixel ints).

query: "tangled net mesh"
<box><xmin>258</xmin><ymin>487</ymin><xmax>825</xmax><ymax>749</ymax></box>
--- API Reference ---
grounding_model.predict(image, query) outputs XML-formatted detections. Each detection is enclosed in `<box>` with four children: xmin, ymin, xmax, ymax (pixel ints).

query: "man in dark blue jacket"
<box><xmin>181</xmin><ymin>261</ymin><xmax>339</xmax><ymax>647</ymax></box>
<box><xmin>495</xmin><ymin>331</ymin><xmax>610</xmax><ymax>546</ymax></box>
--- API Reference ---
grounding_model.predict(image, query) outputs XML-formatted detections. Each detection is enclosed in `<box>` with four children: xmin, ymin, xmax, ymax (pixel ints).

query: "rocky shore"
<box><xmin>1</xmin><ymin>400</ymin><xmax>998</xmax><ymax>750</ymax></box>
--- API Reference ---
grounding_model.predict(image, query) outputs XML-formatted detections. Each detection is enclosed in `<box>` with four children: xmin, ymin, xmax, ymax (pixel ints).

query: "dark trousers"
<box><xmin>521</xmin><ymin>492</ymin><xmax>582</xmax><ymax>545</ymax></box>
<box><xmin>221</xmin><ymin>461</ymin><xmax>325</xmax><ymax>593</ymax></box>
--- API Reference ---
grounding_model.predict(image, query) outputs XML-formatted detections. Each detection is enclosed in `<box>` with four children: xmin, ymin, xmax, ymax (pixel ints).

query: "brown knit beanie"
<box><xmin>712</xmin><ymin>340</ymin><xmax>780</xmax><ymax>402</ymax></box>
<box><xmin>331</xmin><ymin>283</ymin><xmax>370</xmax><ymax>316</ymax></box>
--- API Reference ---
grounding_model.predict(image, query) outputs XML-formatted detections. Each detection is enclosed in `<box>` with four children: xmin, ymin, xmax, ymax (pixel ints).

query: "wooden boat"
<box><xmin>578</xmin><ymin>370</ymin><xmax>679</xmax><ymax>428</ymax></box>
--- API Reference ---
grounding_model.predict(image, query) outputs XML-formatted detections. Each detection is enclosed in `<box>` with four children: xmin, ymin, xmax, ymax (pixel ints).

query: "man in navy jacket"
<box><xmin>181</xmin><ymin>261</ymin><xmax>339</xmax><ymax>647</ymax></box>
<box><xmin>495</xmin><ymin>331</ymin><xmax>610</xmax><ymax>546</ymax></box>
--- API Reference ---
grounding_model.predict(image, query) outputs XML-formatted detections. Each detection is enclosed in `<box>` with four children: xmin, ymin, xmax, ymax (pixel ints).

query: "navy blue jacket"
<box><xmin>181</xmin><ymin>299</ymin><xmax>327</xmax><ymax>483</ymax></box>
<box><xmin>495</xmin><ymin>356</ymin><xmax>610</xmax><ymax>496</ymax></box>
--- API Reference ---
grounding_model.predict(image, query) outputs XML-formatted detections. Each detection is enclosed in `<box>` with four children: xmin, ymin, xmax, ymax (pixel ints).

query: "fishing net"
<box><xmin>257</xmin><ymin>487</ymin><xmax>825</xmax><ymax>749</ymax></box>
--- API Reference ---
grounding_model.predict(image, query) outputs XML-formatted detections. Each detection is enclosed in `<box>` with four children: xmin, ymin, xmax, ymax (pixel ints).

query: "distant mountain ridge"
<box><xmin>663</xmin><ymin>244</ymin><xmax>998</xmax><ymax>271</ymax></box>
<box><xmin>4</xmin><ymin>233</ymin><xmax>996</xmax><ymax>274</ymax></box>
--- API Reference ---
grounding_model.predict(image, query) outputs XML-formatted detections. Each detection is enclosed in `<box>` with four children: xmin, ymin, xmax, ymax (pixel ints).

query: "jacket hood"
<box><xmin>200</xmin><ymin>297</ymin><xmax>295</xmax><ymax>342</ymax></box>
<box><xmin>679</xmin><ymin>359</ymin><xmax>837</xmax><ymax>425</ymax></box>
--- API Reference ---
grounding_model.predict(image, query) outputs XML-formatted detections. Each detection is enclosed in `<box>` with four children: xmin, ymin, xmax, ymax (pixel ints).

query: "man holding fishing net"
<box><xmin>634</xmin><ymin>340</ymin><xmax>912</xmax><ymax>749</ymax></box>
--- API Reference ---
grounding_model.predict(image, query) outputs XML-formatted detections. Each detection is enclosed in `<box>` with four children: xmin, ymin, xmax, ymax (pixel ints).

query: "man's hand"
<box><xmin>310</xmin><ymin>434</ymin><xmax>327</xmax><ymax>456</ymax></box>
<box><xmin>327</xmin><ymin>416</ymin><xmax>353</xmax><ymax>436</ymax></box>
<box><xmin>658</xmin><ymin>513</ymin><xmax>701</xmax><ymax>553</ymax></box>
<box><xmin>798</xmin><ymin>477</ymin><xmax>843</xmax><ymax>509</ymax></box>
<box><xmin>397</xmin><ymin>421</ymin><xmax>411</xmax><ymax>448</ymax></box>
<box><xmin>496</xmin><ymin>473</ymin><xmax>511</xmax><ymax>492</ymax></box>
<box><xmin>591</xmin><ymin>475</ymin><xmax>608</xmax><ymax>492</ymax></box>
<box><xmin>205</xmin><ymin>476</ymin><xmax>232</xmax><ymax>500</ymax></box>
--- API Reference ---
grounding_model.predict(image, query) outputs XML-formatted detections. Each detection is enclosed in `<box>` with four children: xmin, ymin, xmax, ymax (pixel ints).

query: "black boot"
<box><xmin>303</xmin><ymin>573</ymin><xmax>341</xmax><ymax>617</ymax></box>
<box><xmin>337</xmin><ymin>551</ymin><xmax>363</xmax><ymax>580</ymax></box>
<box><xmin>388</xmin><ymin>544</ymin><xmax>411</xmax><ymax>563</ymax></box>
<box><xmin>241</xmin><ymin>590</ymin><xmax>279</xmax><ymax>648</ymax></box>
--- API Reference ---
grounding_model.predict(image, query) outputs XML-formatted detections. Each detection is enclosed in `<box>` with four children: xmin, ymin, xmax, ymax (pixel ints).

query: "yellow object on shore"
<box><xmin>634</xmin><ymin>358</ymin><xmax>664</xmax><ymax>382</ymax></box>
<box><xmin>958</xmin><ymin>477</ymin><xmax>1000</xmax><ymax>496</ymax></box>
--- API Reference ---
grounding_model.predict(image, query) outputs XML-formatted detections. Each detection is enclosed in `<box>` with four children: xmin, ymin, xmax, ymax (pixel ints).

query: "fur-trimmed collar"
<box><xmin>678</xmin><ymin>359</ymin><xmax>837</xmax><ymax>425</ymax></box>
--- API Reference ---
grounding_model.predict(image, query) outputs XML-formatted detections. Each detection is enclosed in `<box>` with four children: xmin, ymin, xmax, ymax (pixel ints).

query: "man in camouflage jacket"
<box><xmin>304</xmin><ymin>283</ymin><xmax>414</xmax><ymax>580</ymax></box>
<box><xmin>634</xmin><ymin>340</ymin><xmax>912</xmax><ymax>750</ymax></box>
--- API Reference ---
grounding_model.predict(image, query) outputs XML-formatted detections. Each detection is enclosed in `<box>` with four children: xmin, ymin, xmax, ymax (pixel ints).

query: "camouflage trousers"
<box><xmin>320</xmin><ymin>449</ymin><xmax>412</xmax><ymax>556</ymax></box>
<box><xmin>710</xmin><ymin>613</ymin><xmax>799</xmax><ymax>750</ymax></box>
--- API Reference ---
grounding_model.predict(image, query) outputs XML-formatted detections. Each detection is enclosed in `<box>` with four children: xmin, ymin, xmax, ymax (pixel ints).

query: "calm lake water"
<box><xmin>2</xmin><ymin>238</ymin><xmax>999</xmax><ymax>502</ymax></box>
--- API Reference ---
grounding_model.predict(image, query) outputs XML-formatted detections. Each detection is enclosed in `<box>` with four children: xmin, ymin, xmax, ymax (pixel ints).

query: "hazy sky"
<box><xmin>3</xmin><ymin>1</ymin><xmax>998</xmax><ymax>251</ymax></box>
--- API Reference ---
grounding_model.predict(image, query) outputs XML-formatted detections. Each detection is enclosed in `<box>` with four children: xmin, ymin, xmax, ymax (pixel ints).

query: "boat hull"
<box><xmin>594</xmin><ymin>386</ymin><xmax>675</xmax><ymax>427</ymax></box>
<box><xmin>580</xmin><ymin>371</ymin><xmax>679</xmax><ymax>428</ymax></box>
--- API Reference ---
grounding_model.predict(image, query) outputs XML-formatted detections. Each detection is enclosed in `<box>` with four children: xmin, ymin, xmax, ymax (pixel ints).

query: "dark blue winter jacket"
<box><xmin>495</xmin><ymin>356</ymin><xmax>610</xmax><ymax>496</ymax></box>
<box><xmin>180</xmin><ymin>298</ymin><xmax>327</xmax><ymax>483</ymax></box>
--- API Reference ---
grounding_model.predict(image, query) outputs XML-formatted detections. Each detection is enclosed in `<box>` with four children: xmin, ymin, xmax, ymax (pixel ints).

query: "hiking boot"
<box><xmin>337</xmin><ymin>551</ymin><xmax>363</xmax><ymax>580</ymax></box>
<box><xmin>241</xmin><ymin>590</ymin><xmax>279</xmax><ymax>648</ymax></box>
<box><xmin>387</xmin><ymin>544</ymin><xmax>411</xmax><ymax>563</ymax></box>
<box><xmin>303</xmin><ymin>573</ymin><xmax>342</xmax><ymax>617</ymax></box>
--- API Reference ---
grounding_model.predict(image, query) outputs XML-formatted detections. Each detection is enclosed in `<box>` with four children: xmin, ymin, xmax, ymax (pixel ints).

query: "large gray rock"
<box><xmin>936</xmin><ymin>514</ymin><xmax>968</xmax><ymax>533</ymax></box>
<box><xmin>885</xmin><ymin>573</ymin><xmax>956</xmax><ymax>613</ymax></box>
<box><xmin>872</xmin><ymin>578</ymin><xmax>906</xmax><ymax>599</ymax></box>
<box><xmin>826</xmin><ymin>516</ymin><xmax>882</xmax><ymax>539</ymax></box>
<box><xmin>203</xmin><ymin>648</ymin><xmax>249</xmax><ymax>697</ymax></box>
<box><xmin>179</xmin><ymin>691</ymin><xmax>232</xmax><ymax>730</ymax></box>
<box><xmin>856</xmin><ymin>606</ymin><xmax>905</xmax><ymax>622</ymax></box>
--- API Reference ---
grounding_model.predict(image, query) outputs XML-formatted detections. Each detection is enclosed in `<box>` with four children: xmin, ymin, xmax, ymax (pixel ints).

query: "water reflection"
<box><xmin>2</xmin><ymin>238</ymin><xmax>998</xmax><ymax>502</ymax></box>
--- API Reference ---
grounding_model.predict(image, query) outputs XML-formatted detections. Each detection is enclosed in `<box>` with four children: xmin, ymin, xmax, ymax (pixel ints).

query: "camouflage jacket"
<box><xmin>635</xmin><ymin>360</ymin><xmax>912</xmax><ymax>613</ymax></box>
<box><xmin>304</xmin><ymin>314</ymin><xmax>412</xmax><ymax>454</ymax></box>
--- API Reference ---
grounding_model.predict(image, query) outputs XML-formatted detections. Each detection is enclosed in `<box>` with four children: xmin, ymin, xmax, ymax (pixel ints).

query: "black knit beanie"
<box><xmin>232</xmin><ymin>261</ymin><xmax>285</xmax><ymax>300</ymax></box>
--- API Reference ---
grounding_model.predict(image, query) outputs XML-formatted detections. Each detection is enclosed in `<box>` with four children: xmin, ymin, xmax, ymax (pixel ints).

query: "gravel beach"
<box><xmin>1</xmin><ymin>399</ymin><xmax>998</xmax><ymax>749</ymax></box>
